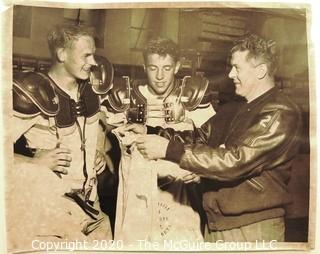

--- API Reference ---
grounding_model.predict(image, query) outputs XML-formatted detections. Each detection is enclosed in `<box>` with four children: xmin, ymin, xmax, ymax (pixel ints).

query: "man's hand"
<box><xmin>94</xmin><ymin>150</ymin><xmax>107</xmax><ymax>175</ymax></box>
<box><xmin>135</xmin><ymin>135</ymin><xmax>169</xmax><ymax>160</ymax></box>
<box><xmin>33</xmin><ymin>148</ymin><xmax>72</xmax><ymax>174</ymax></box>
<box><xmin>117</xmin><ymin>123</ymin><xmax>147</xmax><ymax>136</ymax></box>
<box><xmin>181</xmin><ymin>172</ymin><xmax>201</xmax><ymax>184</ymax></box>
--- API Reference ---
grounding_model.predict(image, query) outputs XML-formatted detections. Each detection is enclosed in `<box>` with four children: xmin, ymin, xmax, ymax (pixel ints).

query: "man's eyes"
<box><xmin>82</xmin><ymin>55</ymin><xmax>91</xmax><ymax>61</ymax></box>
<box><xmin>148</xmin><ymin>66</ymin><xmax>157</xmax><ymax>71</ymax></box>
<box><xmin>83</xmin><ymin>53</ymin><xmax>94</xmax><ymax>58</ymax></box>
<box><xmin>148</xmin><ymin>66</ymin><xmax>173</xmax><ymax>71</ymax></box>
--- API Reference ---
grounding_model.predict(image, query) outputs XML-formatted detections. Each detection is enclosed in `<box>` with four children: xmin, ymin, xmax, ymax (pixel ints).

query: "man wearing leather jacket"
<box><xmin>121</xmin><ymin>34</ymin><xmax>302</xmax><ymax>242</ymax></box>
<box><xmin>9</xmin><ymin>25</ymin><xmax>113</xmax><ymax>251</ymax></box>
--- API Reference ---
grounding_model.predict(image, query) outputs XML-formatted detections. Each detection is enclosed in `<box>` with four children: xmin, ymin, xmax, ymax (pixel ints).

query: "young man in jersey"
<box><xmin>112</xmin><ymin>37</ymin><xmax>215</xmax><ymax>242</ymax></box>
<box><xmin>9</xmin><ymin>24</ymin><xmax>113</xmax><ymax>251</ymax></box>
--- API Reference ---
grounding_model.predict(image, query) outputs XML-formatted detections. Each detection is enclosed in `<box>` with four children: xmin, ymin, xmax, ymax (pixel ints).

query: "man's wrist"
<box><xmin>165</xmin><ymin>139</ymin><xmax>185</xmax><ymax>163</ymax></box>
<box><xmin>143</xmin><ymin>125</ymin><xmax>147</xmax><ymax>134</ymax></box>
<box><xmin>146</xmin><ymin>125</ymin><xmax>161</xmax><ymax>134</ymax></box>
<box><xmin>161</xmin><ymin>138</ymin><xmax>170</xmax><ymax>159</ymax></box>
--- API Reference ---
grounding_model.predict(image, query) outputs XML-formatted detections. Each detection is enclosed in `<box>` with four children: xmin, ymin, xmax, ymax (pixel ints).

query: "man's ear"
<box><xmin>174</xmin><ymin>61</ymin><xmax>181</xmax><ymax>74</ymax></box>
<box><xmin>256</xmin><ymin>63</ymin><xmax>268</xmax><ymax>79</ymax></box>
<box><xmin>56</xmin><ymin>48</ymin><xmax>66</xmax><ymax>62</ymax></box>
<box><xmin>143</xmin><ymin>64</ymin><xmax>146</xmax><ymax>73</ymax></box>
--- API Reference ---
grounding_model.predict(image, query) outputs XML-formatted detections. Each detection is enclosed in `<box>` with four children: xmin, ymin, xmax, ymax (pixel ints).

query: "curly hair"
<box><xmin>47</xmin><ymin>24</ymin><xmax>93</xmax><ymax>60</ymax></box>
<box><xmin>230</xmin><ymin>34</ymin><xmax>278</xmax><ymax>75</ymax></box>
<box><xmin>143</xmin><ymin>37</ymin><xmax>180</xmax><ymax>63</ymax></box>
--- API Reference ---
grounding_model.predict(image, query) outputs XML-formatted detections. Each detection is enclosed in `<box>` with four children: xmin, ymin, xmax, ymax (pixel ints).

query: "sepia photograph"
<box><xmin>1</xmin><ymin>0</ymin><xmax>318</xmax><ymax>253</ymax></box>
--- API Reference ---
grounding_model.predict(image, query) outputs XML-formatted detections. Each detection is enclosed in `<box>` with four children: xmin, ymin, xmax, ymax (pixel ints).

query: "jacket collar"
<box><xmin>245</xmin><ymin>86</ymin><xmax>278</xmax><ymax>111</ymax></box>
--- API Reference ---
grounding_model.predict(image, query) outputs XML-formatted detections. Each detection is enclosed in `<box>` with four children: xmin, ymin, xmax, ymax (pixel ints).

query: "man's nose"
<box><xmin>228</xmin><ymin>66</ymin><xmax>235</xmax><ymax>79</ymax></box>
<box><xmin>88</xmin><ymin>55</ymin><xmax>98</xmax><ymax>66</ymax></box>
<box><xmin>156</xmin><ymin>69</ymin><xmax>164</xmax><ymax>80</ymax></box>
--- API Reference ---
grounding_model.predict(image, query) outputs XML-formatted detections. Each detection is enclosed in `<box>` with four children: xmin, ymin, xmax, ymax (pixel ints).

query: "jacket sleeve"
<box><xmin>146</xmin><ymin>115</ymin><xmax>216</xmax><ymax>165</ymax></box>
<box><xmin>147</xmin><ymin>100</ymin><xmax>241</xmax><ymax>164</ymax></box>
<box><xmin>173</xmin><ymin>104</ymin><xmax>302</xmax><ymax>182</ymax></box>
<box><xmin>147</xmin><ymin>115</ymin><xmax>213</xmax><ymax>144</ymax></box>
<box><xmin>146</xmin><ymin>118</ymin><xmax>214</xmax><ymax>170</ymax></box>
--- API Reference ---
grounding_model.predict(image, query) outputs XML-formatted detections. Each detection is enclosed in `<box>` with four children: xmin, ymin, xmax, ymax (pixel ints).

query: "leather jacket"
<box><xmin>148</xmin><ymin>87</ymin><xmax>303</xmax><ymax>230</ymax></box>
